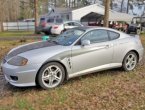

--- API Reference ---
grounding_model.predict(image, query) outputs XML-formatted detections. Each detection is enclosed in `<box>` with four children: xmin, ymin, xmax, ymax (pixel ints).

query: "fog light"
<box><xmin>10</xmin><ymin>76</ymin><xmax>18</xmax><ymax>81</ymax></box>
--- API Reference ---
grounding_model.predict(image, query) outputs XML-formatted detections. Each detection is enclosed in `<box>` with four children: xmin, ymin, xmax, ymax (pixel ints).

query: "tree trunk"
<box><xmin>110</xmin><ymin>0</ymin><xmax>113</xmax><ymax>9</ymax></box>
<box><xmin>0</xmin><ymin>22</ymin><xmax>3</xmax><ymax>32</ymax></box>
<box><xmin>69</xmin><ymin>0</ymin><xmax>71</xmax><ymax>8</ymax></box>
<box><xmin>34</xmin><ymin>0</ymin><xmax>38</xmax><ymax>33</ymax></box>
<box><xmin>121</xmin><ymin>0</ymin><xmax>124</xmax><ymax>12</ymax></box>
<box><xmin>126</xmin><ymin>0</ymin><xmax>130</xmax><ymax>13</ymax></box>
<box><xmin>103</xmin><ymin>0</ymin><xmax>110</xmax><ymax>27</ymax></box>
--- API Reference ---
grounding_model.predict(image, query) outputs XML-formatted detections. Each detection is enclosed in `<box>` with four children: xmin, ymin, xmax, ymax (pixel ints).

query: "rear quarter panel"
<box><xmin>112</xmin><ymin>33</ymin><xmax>140</xmax><ymax>64</ymax></box>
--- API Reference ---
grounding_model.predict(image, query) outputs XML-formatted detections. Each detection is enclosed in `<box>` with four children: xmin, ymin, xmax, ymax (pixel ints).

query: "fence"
<box><xmin>3</xmin><ymin>22</ymin><xmax>35</xmax><ymax>31</ymax></box>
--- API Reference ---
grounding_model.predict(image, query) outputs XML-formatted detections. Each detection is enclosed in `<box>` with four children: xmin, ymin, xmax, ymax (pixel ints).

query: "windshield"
<box><xmin>47</xmin><ymin>19</ymin><xmax>54</xmax><ymax>23</ymax></box>
<box><xmin>40</xmin><ymin>18</ymin><xmax>45</xmax><ymax>23</ymax></box>
<box><xmin>51</xmin><ymin>29</ymin><xmax>85</xmax><ymax>46</ymax></box>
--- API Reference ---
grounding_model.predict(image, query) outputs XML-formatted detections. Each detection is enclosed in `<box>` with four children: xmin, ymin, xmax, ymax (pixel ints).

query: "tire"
<box><xmin>61</xmin><ymin>30</ymin><xmax>64</xmax><ymax>34</ymax></box>
<box><xmin>61</xmin><ymin>29</ymin><xmax>66</xmax><ymax>34</ymax></box>
<box><xmin>44</xmin><ymin>32</ymin><xmax>49</xmax><ymax>35</ymax></box>
<box><xmin>37</xmin><ymin>62</ymin><xmax>65</xmax><ymax>89</ymax></box>
<box><xmin>122</xmin><ymin>51</ymin><xmax>138</xmax><ymax>71</ymax></box>
<box><xmin>136</xmin><ymin>29</ymin><xmax>141</xmax><ymax>35</ymax></box>
<box><xmin>44</xmin><ymin>27</ymin><xmax>52</xmax><ymax>35</ymax></box>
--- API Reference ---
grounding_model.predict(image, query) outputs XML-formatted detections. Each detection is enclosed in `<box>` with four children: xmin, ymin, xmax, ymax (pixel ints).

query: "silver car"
<box><xmin>1</xmin><ymin>27</ymin><xmax>144</xmax><ymax>89</ymax></box>
<box><xmin>51</xmin><ymin>21</ymin><xmax>83</xmax><ymax>35</ymax></box>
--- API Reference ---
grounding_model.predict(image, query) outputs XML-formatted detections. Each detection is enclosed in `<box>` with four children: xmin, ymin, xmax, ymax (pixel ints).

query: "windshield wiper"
<box><xmin>47</xmin><ymin>39</ymin><xmax>61</xmax><ymax>45</ymax></box>
<box><xmin>52</xmin><ymin>41</ymin><xmax>60</xmax><ymax>45</ymax></box>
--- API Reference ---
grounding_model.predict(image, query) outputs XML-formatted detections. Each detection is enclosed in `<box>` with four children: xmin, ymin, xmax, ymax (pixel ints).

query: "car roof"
<box><xmin>73</xmin><ymin>26</ymin><xmax>91</xmax><ymax>31</ymax></box>
<box><xmin>63</xmin><ymin>21</ymin><xmax>82</xmax><ymax>23</ymax></box>
<box><xmin>73</xmin><ymin>26</ymin><xmax>108</xmax><ymax>31</ymax></box>
<box><xmin>74</xmin><ymin>26</ymin><xmax>122</xmax><ymax>33</ymax></box>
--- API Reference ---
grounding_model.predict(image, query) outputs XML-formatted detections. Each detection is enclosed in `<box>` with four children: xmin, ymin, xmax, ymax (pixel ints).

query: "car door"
<box><xmin>71</xmin><ymin>29</ymin><xmax>114</xmax><ymax>74</ymax></box>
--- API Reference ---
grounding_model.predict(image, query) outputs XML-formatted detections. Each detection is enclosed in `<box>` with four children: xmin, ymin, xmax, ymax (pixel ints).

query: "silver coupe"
<box><xmin>1</xmin><ymin>27</ymin><xmax>144</xmax><ymax>89</ymax></box>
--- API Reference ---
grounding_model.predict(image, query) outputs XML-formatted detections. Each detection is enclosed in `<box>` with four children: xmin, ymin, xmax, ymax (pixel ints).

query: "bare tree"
<box><xmin>110</xmin><ymin>0</ymin><xmax>114</xmax><ymax>9</ymax></box>
<box><xmin>121</xmin><ymin>0</ymin><xmax>125</xmax><ymax>12</ymax></box>
<box><xmin>127</xmin><ymin>0</ymin><xmax>130</xmax><ymax>13</ymax></box>
<box><xmin>104</xmin><ymin>0</ymin><xmax>110</xmax><ymax>27</ymax></box>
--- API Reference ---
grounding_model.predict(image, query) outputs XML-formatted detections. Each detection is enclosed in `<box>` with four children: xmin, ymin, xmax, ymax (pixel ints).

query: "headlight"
<box><xmin>8</xmin><ymin>56</ymin><xmax>28</xmax><ymax>66</ymax></box>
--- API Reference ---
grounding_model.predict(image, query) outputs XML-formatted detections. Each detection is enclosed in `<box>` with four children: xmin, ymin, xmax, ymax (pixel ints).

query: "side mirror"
<box><xmin>81</xmin><ymin>40</ymin><xmax>91</xmax><ymax>46</ymax></box>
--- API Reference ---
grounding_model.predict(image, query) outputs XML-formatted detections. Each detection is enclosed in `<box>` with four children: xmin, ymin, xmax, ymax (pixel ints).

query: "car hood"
<box><xmin>5</xmin><ymin>41</ymin><xmax>57</xmax><ymax>60</ymax></box>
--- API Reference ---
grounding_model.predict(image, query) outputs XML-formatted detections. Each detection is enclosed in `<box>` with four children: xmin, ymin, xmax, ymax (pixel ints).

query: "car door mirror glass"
<box><xmin>81</xmin><ymin>40</ymin><xmax>91</xmax><ymax>46</ymax></box>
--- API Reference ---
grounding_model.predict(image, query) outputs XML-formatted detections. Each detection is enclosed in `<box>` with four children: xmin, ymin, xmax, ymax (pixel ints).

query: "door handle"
<box><xmin>105</xmin><ymin>45</ymin><xmax>110</xmax><ymax>49</ymax></box>
<box><xmin>105</xmin><ymin>44</ymin><xmax>113</xmax><ymax>49</ymax></box>
<box><xmin>85</xmin><ymin>44</ymin><xmax>113</xmax><ymax>51</ymax></box>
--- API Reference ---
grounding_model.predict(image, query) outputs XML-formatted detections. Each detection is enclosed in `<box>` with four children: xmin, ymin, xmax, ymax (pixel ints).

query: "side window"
<box><xmin>65</xmin><ymin>22</ymin><xmax>72</xmax><ymax>26</ymax></box>
<box><xmin>73</xmin><ymin>22</ymin><xmax>82</xmax><ymax>26</ymax></box>
<box><xmin>81</xmin><ymin>30</ymin><xmax>109</xmax><ymax>44</ymax></box>
<box><xmin>108</xmin><ymin>31</ymin><xmax>120</xmax><ymax>40</ymax></box>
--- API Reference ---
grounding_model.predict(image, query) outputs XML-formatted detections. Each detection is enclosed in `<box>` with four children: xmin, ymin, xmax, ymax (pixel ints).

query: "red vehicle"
<box><xmin>113</xmin><ymin>21</ymin><xmax>128</xmax><ymax>32</ymax></box>
<box><xmin>87</xmin><ymin>20</ymin><xmax>128</xmax><ymax>32</ymax></box>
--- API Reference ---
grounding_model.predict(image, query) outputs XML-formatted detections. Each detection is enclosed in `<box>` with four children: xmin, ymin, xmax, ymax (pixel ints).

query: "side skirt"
<box><xmin>68</xmin><ymin>63</ymin><xmax>122</xmax><ymax>79</ymax></box>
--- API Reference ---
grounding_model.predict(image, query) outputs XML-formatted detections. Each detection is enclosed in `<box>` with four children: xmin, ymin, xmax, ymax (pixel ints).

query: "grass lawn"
<box><xmin>0</xmin><ymin>35</ymin><xmax>145</xmax><ymax>110</ymax></box>
<box><xmin>0</xmin><ymin>31</ymin><xmax>35</xmax><ymax>38</ymax></box>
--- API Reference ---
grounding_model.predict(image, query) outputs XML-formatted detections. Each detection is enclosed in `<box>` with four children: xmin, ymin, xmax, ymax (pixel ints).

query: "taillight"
<box><xmin>53</xmin><ymin>26</ymin><xmax>58</xmax><ymax>29</ymax></box>
<box><xmin>41</xmin><ymin>22</ymin><xmax>46</xmax><ymax>27</ymax></box>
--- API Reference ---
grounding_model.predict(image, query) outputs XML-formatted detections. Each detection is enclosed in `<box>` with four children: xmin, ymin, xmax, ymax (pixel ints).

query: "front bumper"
<box><xmin>1</xmin><ymin>62</ymin><xmax>40</xmax><ymax>87</ymax></box>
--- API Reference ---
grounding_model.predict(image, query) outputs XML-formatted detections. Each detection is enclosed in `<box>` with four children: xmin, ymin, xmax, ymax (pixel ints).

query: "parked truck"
<box><xmin>127</xmin><ymin>17</ymin><xmax>145</xmax><ymax>34</ymax></box>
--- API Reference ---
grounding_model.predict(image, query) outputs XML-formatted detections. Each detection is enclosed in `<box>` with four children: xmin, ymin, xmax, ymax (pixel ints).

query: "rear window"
<box><xmin>108</xmin><ymin>31</ymin><xmax>120</xmax><ymax>40</ymax></box>
<box><xmin>56</xmin><ymin>19</ymin><xmax>63</xmax><ymax>23</ymax></box>
<box><xmin>47</xmin><ymin>19</ymin><xmax>54</xmax><ymax>23</ymax></box>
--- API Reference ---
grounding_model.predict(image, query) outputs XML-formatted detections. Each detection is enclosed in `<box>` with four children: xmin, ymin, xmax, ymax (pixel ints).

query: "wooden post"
<box><xmin>27</xmin><ymin>21</ymin><xmax>29</xmax><ymax>31</ymax></box>
<box><xmin>0</xmin><ymin>22</ymin><xmax>3</xmax><ymax>32</ymax></box>
<box><xmin>6</xmin><ymin>22</ymin><xmax>8</xmax><ymax>31</ymax></box>
<box><xmin>2</xmin><ymin>22</ymin><xmax>4</xmax><ymax>32</ymax></box>
<box><xmin>17</xmin><ymin>21</ymin><xmax>19</xmax><ymax>31</ymax></box>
